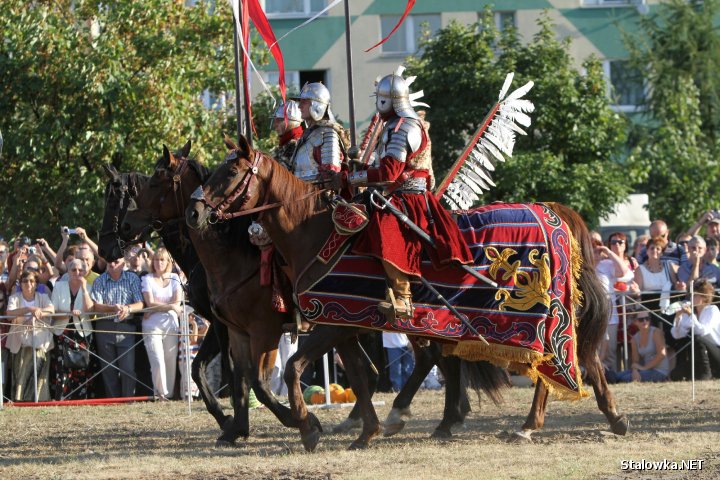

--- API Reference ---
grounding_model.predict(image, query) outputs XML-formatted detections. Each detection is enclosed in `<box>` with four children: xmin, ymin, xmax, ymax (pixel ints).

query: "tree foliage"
<box><xmin>623</xmin><ymin>0</ymin><xmax>720</xmax><ymax>232</ymax></box>
<box><xmin>0</xmin><ymin>0</ymin><xmax>268</xmax><ymax>239</ymax></box>
<box><xmin>406</xmin><ymin>11</ymin><xmax>632</xmax><ymax>226</ymax></box>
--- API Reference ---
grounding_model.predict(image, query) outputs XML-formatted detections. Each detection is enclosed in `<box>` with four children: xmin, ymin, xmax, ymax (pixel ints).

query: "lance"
<box><xmin>232</xmin><ymin>0</ymin><xmax>253</xmax><ymax>147</ymax></box>
<box><xmin>342</xmin><ymin>0</ymin><xmax>357</xmax><ymax>153</ymax></box>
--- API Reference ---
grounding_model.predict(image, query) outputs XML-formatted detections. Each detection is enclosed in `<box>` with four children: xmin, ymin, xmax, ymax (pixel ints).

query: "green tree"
<box><xmin>623</xmin><ymin>0</ymin><xmax>720</xmax><ymax>231</ymax></box>
<box><xmin>0</xmin><ymin>0</ymin><xmax>268</xmax><ymax>240</ymax></box>
<box><xmin>406</xmin><ymin>11</ymin><xmax>632</xmax><ymax>225</ymax></box>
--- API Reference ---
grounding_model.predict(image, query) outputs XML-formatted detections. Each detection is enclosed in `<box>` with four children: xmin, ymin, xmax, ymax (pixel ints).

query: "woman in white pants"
<box><xmin>141</xmin><ymin>248</ymin><xmax>182</xmax><ymax>400</ymax></box>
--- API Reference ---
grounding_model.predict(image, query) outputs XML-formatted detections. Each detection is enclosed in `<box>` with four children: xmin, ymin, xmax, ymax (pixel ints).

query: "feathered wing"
<box><xmin>435</xmin><ymin>73</ymin><xmax>535</xmax><ymax>210</ymax></box>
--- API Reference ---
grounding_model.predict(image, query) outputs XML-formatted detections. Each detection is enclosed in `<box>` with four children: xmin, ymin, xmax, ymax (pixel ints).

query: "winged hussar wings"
<box><xmin>435</xmin><ymin>73</ymin><xmax>535</xmax><ymax>210</ymax></box>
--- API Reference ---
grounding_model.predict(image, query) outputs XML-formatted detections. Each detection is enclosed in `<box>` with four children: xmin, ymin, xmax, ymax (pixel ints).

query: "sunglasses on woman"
<box><xmin>610</xmin><ymin>239</ymin><xmax>625</xmax><ymax>245</ymax></box>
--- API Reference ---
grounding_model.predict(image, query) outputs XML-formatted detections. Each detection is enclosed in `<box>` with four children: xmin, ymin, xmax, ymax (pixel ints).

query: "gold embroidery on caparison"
<box><xmin>486</xmin><ymin>247</ymin><xmax>552</xmax><ymax>311</ymax></box>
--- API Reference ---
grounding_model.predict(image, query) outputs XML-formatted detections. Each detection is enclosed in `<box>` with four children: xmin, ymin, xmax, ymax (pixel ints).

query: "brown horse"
<box><xmin>187</xmin><ymin>135</ymin><xmax>629</xmax><ymax>446</ymax></box>
<box><xmin>121</xmin><ymin>141</ymin><xmax>508</xmax><ymax>450</ymax></box>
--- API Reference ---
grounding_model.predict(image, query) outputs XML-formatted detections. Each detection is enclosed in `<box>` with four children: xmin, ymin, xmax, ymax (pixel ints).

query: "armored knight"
<box><xmin>345</xmin><ymin>67</ymin><xmax>473</xmax><ymax>321</ymax></box>
<box><xmin>289</xmin><ymin>82</ymin><xmax>345</xmax><ymax>183</ymax></box>
<box><xmin>271</xmin><ymin>100</ymin><xmax>303</xmax><ymax>171</ymax></box>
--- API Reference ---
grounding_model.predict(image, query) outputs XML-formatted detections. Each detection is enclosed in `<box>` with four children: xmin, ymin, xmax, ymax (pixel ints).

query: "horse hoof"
<box><xmin>430</xmin><ymin>428</ymin><xmax>452</xmax><ymax>439</ymax></box>
<box><xmin>214</xmin><ymin>439</ymin><xmax>236</xmax><ymax>448</ymax></box>
<box><xmin>333</xmin><ymin>417</ymin><xmax>362</xmax><ymax>434</ymax></box>
<box><xmin>220</xmin><ymin>416</ymin><xmax>234</xmax><ymax>431</ymax></box>
<box><xmin>383</xmin><ymin>419</ymin><xmax>406</xmax><ymax>437</ymax></box>
<box><xmin>611</xmin><ymin>415</ymin><xmax>629</xmax><ymax>436</ymax></box>
<box><xmin>348</xmin><ymin>439</ymin><xmax>369</xmax><ymax>450</ymax></box>
<box><xmin>301</xmin><ymin>429</ymin><xmax>321</xmax><ymax>452</ymax></box>
<box><xmin>509</xmin><ymin>430</ymin><xmax>533</xmax><ymax>444</ymax></box>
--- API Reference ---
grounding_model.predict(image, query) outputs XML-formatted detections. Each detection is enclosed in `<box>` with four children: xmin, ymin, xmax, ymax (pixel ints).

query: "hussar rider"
<box><xmin>271</xmin><ymin>100</ymin><xmax>304</xmax><ymax>171</ymax></box>
<box><xmin>342</xmin><ymin>67</ymin><xmax>473</xmax><ymax>321</ymax></box>
<box><xmin>290</xmin><ymin>82</ymin><xmax>345</xmax><ymax>184</ymax></box>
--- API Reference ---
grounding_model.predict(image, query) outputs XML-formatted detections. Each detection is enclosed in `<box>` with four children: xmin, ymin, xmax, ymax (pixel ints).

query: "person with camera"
<box><xmin>677</xmin><ymin>236</ymin><xmax>720</xmax><ymax>287</ymax></box>
<box><xmin>90</xmin><ymin>256</ymin><xmax>143</xmax><ymax>398</ymax></box>
<box><xmin>55</xmin><ymin>226</ymin><xmax>106</xmax><ymax>275</ymax></box>
<box><xmin>0</xmin><ymin>240</ymin><xmax>10</xmax><ymax>285</ymax></box>
<box><xmin>671</xmin><ymin>278</ymin><xmax>720</xmax><ymax>379</ymax></box>
<box><xmin>5</xmin><ymin>270</ymin><xmax>56</xmax><ymax>401</ymax></box>
<box><xmin>49</xmin><ymin>258</ymin><xmax>95</xmax><ymax>400</ymax></box>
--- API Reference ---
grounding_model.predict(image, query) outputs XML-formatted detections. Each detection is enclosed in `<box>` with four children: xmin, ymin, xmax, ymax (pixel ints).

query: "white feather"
<box><xmin>505</xmin><ymin>80</ymin><xmax>534</xmax><ymax>102</ymax></box>
<box><xmin>500</xmin><ymin>109</ymin><xmax>532</xmax><ymax>128</ymax></box>
<box><xmin>480</xmin><ymin>138</ymin><xmax>506</xmax><ymax>163</ymax></box>
<box><xmin>409</xmin><ymin>90</ymin><xmax>424</xmax><ymax>101</ymax></box>
<box><xmin>495</xmin><ymin>116</ymin><xmax>527</xmax><ymax>136</ymax></box>
<box><xmin>498</xmin><ymin>72</ymin><xmax>514</xmax><ymax>101</ymax></box>
<box><xmin>394</xmin><ymin>65</ymin><xmax>406</xmax><ymax>77</ymax></box>
<box><xmin>466</xmin><ymin>159</ymin><xmax>496</xmax><ymax>186</ymax></box>
<box><xmin>405</xmin><ymin>75</ymin><xmax>417</xmax><ymax>87</ymax></box>
<box><xmin>503</xmin><ymin>98</ymin><xmax>535</xmax><ymax>113</ymax></box>
<box><xmin>472</xmin><ymin>147</ymin><xmax>496</xmax><ymax>171</ymax></box>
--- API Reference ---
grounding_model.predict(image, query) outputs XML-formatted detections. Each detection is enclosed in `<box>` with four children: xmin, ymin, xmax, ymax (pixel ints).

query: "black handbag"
<box><xmin>63</xmin><ymin>343</ymin><xmax>90</xmax><ymax>369</ymax></box>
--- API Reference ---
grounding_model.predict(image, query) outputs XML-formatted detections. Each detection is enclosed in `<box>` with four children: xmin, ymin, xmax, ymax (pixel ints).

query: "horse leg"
<box><xmin>336</xmin><ymin>337</ymin><xmax>381</xmax><ymax>450</ymax></box>
<box><xmin>284</xmin><ymin>325</ymin><xmax>351</xmax><ymax>452</ymax></box>
<box><xmin>585</xmin><ymin>354</ymin><xmax>629</xmax><ymax>435</ymax></box>
<box><xmin>247</xmin><ymin>328</ymin><xmax>300</xmax><ymax>429</ymax></box>
<box><xmin>334</xmin><ymin>332</ymin><xmax>379</xmax><ymax>434</ymax></box>
<box><xmin>384</xmin><ymin>339</ymin><xmax>434</xmax><ymax>437</ymax></box>
<box><xmin>431</xmin><ymin>352</ymin><xmax>465</xmax><ymax>439</ymax></box>
<box><xmin>215</xmin><ymin>332</ymin><xmax>251</xmax><ymax>447</ymax></box>
<box><xmin>191</xmin><ymin>321</ymin><xmax>233</xmax><ymax>431</ymax></box>
<box><xmin>511</xmin><ymin>381</ymin><xmax>550</xmax><ymax>443</ymax></box>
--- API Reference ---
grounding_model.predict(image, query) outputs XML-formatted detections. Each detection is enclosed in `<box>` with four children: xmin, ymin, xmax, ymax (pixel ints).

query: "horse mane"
<box><xmin>263</xmin><ymin>152</ymin><xmax>325</xmax><ymax>223</ymax></box>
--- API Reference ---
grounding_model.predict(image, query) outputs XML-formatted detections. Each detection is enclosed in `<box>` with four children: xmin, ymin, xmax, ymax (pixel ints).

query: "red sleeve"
<box><xmin>366</xmin><ymin>156</ymin><xmax>405</xmax><ymax>183</ymax></box>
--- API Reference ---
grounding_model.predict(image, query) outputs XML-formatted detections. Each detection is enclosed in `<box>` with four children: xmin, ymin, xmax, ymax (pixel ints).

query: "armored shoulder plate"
<box><xmin>379</xmin><ymin>117</ymin><xmax>422</xmax><ymax>162</ymax></box>
<box><xmin>319</xmin><ymin>127</ymin><xmax>341</xmax><ymax>168</ymax></box>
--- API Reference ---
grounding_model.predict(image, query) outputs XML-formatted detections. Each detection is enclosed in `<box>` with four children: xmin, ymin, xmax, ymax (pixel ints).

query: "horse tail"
<box><xmin>461</xmin><ymin>359</ymin><xmax>511</xmax><ymax>406</ymax></box>
<box><xmin>547</xmin><ymin>202</ymin><xmax>609</xmax><ymax>368</ymax></box>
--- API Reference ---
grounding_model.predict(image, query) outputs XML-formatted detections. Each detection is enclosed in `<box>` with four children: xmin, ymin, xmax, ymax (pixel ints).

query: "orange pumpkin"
<box><xmin>329</xmin><ymin>383</ymin><xmax>346</xmax><ymax>403</ymax></box>
<box><xmin>344</xmin><ymin>388</ymin><xmax>356</xmax><ymax>403</ymax></box>
<box><xmin>310</xmin><ymin>390</ymin><xmax>326</xmax><ymax>405</ymax></box>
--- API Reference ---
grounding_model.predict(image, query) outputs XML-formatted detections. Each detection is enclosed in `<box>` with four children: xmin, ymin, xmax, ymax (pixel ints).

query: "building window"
<box><xmin>259</xmin><ymin>70</ymin><xmax>302</xmax><ymax>91</ymax></box>
<box><xmin>380</xmin><ymin>14</ymin><xmax>441</xmax><ymax>55</ymax></box>
<box><xmin>604</xmin><ymin>60</ymin><xmax>645</xmax><ymax>111</ymax></box>
<box><xmin>494</xmin><ymin>11</ymin><xmax>516</xmax><ymax>33</ymax></box>
<box><xmin>582</xmin><ymin>0</ymin><xmax>636</xmax><ymax>6</ymax></box>
<box><xmin>263</xmin><ymin>0</ymin><xmax>326</xmax><ymax>17</ymax></box>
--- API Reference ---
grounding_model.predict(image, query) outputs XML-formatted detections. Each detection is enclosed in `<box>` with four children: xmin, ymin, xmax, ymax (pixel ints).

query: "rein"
<box><xmin>201</xmin><ymin>150</ymin><xmax>324</xmax><ymax>223</ymax></box>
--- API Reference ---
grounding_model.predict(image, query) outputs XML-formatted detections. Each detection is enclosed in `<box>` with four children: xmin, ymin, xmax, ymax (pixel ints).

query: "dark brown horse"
<box><xmin>187</xmin><ymin>135</ymin><xmax>629</xmax><ymax>447</ymax></box>
<box><xmin>98</xmin><ymin>160</ymin><xmax>242</xmax><ymax>444</ymax></box>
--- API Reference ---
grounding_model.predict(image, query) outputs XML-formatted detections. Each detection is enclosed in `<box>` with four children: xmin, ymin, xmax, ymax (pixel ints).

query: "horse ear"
<box><xmin>237</xmin><ymin>134</ymin><xmax>253</xmax><ymax>156</ymax></box>
<box><xmin>180</xmin><ymin>139</ymin><xmax>192</xmax><ymax>158</ymax></box>
<box><xmin>102</xmin><ymin>163</ymin><xmax>119</xmax><ymax>180</ymax></box>
<box><xmin>223</xmin><ymin>133</ymin><xmax>238</xmax><ymax>151</ymax></box>
<box><xmin>162</xmin><ymin>144</ymin><xmax>178</xmax><ymax>169</ymax></box>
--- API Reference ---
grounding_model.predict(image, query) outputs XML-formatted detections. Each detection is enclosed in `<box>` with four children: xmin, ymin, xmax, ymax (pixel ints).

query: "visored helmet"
<box><xmin>297</xmin><ymin>82</ymin><xmax>334</xmax><ymax>122</ymax></box>
<box><xmin>374</xmin><ymin>65</ymin><xmax>429</xmax><ymax>119</ymax></box>
<box><xmin>271</xmin><ymin>100</ymin><xmax>302</xmax><ymax>128</ymax></box>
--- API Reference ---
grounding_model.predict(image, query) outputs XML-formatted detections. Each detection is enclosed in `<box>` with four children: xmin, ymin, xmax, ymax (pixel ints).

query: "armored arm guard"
<box><xmin>382</xmin><ymin>118</ymin><xmax>423</xmax><ymax>163</ymax></box>
<box><xmin>318</xmin><ymin>128</ymin><xmax>342</xmax><ymax>173</ymax></box>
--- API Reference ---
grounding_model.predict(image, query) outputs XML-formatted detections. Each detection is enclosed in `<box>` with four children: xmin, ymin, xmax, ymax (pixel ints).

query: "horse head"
<box><xmin>98</xmin><ymin>164</ymin><xmax>150</xmax><ymax>261</ymax></box>
<box><xmin>121</xmin><ymin>139</ymin><xmax>205</xmax><ymax>241</ymax></box>
<box><xmin>186</xmin><ymin>134</ymin><xmax>270</xmax><ymax>230</ymax></box>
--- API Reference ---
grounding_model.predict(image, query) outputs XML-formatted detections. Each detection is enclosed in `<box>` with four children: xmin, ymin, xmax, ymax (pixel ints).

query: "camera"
<box><xmin>18</xmin><ymin>236</ymin><xmax>31</xmax><ymax>247</ymax></box>
<box><xmin>61</xmin><ymin>226</ymin><xmax>77</xmax><ymax>235</ymax></box>
<box><xmin>711</xmin><ymin>210</ymin><xmax>720</xmax><ymax>220</ymax></box>
<box><xmin>27</xmin><ymin>246</ymin><xmax>36</xmax><ymax>255</ymax></box>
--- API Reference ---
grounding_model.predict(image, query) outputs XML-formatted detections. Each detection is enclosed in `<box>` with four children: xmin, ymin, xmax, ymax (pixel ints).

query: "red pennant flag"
<box><xmin>245</xmin><ymin>0</ymin><xmax>287</xmax><ymax>108</ymax></box>
<box><xmin>365</xmin><ymin>0</ymin><xmax>416</xmax><ymax>52</ymax></box>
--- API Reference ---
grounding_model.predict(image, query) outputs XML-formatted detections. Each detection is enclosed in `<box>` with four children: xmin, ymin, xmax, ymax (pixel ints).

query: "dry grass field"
<box><xmin>1</xmin><ymin>380</ymin><xmax>719</xmax><ymax>480</ymax></box>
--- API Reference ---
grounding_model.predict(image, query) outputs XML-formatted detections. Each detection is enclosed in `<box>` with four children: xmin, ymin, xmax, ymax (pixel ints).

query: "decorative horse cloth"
<box><xmin>296</xmin><ymin>203</ymin><xmax>585</xmax><ymax>399</ymax></box>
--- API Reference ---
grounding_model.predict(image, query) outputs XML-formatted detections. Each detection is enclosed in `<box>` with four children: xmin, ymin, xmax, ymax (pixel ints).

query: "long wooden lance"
<box><xmin>342</xmin><ymin>0</ymin><xmax>357</xmax><ymax>151</ymax></box>
<box><xmin>231</xmin><ymin>1</ymin><xmax>245</xmax><ymax>146</ymax></box>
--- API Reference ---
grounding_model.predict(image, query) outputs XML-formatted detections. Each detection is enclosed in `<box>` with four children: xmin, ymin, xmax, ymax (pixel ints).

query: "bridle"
<box><xmin>197</xmin><ymin>149</ymin><xmax>323</xmax><ymax>224</ymax></box>
<box><xmin>99</xmin><ymin>173</ymin><xmax>142</xmax><ymax>250</ymax></box>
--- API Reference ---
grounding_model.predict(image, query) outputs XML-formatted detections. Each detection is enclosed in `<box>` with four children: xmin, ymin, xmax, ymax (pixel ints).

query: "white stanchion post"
<box><xmin>322</xmin><ymin>352</ymin><xmax>331</xmax><ymax>405</ymax></box>
<box><xmin>182</xmin><ymin>296</ymin><xmax>192</xmax><ymax>415</ymax></box>
<box><xmin>32</xmin><ymin>316</ymin><xmax>38</xmax><ymax>403</ymax></box>
<box><xmin>690</xmin><ymin>281</ymin><xmax>695</xmax><ymax>402</ymax></box>
<box><xmin>620</xmin><ymin>293</ymin><xmax>628</xmax><ymax>370</ymax></box>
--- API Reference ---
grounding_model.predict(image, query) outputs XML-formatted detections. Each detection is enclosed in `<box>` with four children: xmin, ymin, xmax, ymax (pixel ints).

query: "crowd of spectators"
<box><xmin>595</xmin><ymin>211</ymin><xmax>720</xmax><ymax>383</ymax></box>
<box><xmin>0</xmin><ymin>228</ymin><xmax>212</xmax><ymax>403</ymax></box>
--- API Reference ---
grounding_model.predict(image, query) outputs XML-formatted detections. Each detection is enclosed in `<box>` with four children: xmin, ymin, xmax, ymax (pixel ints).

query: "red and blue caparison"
<box><xmin>296</xmin><ymin>202</ymin><xmax>585</xmax><ymax>399</ymax></box>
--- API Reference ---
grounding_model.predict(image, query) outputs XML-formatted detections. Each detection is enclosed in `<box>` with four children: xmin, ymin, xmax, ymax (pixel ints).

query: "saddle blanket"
<box><xmin>296</xmin><ymin>203</ymin><xmax>586</xmax><ymax>399</ymax></box>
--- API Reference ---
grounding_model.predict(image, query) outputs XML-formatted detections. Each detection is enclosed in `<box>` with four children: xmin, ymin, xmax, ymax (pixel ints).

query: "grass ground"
<box><xmin>1</xmin><ymin>380</ymin><xmax>719</xmax><ymax>479</ymax></box>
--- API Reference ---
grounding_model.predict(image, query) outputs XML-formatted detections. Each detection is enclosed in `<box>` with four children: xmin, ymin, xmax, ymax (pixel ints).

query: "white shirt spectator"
<box><xmin>671</xmin><ymin>304</ymin><xmax>720</xmax><ymax>347</ymax></box>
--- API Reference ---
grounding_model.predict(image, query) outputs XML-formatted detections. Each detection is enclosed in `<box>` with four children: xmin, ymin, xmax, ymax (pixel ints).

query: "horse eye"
<box><xmin>228</xmin><ymin>167</ymin><xmax>238</xmax><ymax>177</ymax></box>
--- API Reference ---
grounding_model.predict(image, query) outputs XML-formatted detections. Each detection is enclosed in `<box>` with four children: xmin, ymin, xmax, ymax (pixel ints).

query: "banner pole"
<box><xmin>232</xmin><ymin>0</ymin><xmax>245</xmax><ymax>145</ymax></box>
<box><xmin>343</xmin><ymin>0</ymin><xmax>357</xmax><ymax>148</ymax></box>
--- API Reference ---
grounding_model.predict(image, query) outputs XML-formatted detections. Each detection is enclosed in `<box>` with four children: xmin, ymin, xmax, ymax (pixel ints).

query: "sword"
<box><xmin>369</xmin><ymin>190</ymin><xmax>498</xmax><ymax>289</ymax></box>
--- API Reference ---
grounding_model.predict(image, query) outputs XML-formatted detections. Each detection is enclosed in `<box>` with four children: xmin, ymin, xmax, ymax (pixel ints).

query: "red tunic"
<box><xmin>351</xmin><ymin>156</ymin><xmax>473</xmax><ymax>276</ymax></box>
